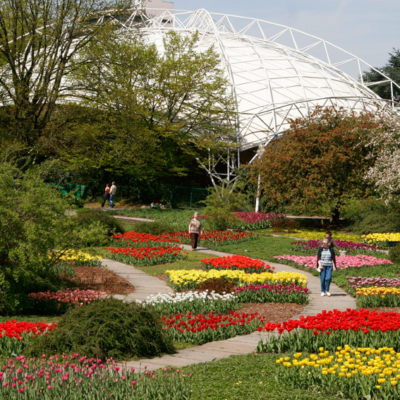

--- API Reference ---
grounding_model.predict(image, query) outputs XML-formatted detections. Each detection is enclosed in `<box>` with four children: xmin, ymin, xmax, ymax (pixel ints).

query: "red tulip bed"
<box><xmin>201</xmin><ymin>255</ymin><xmax>274</xmax><ymax>273</ymax></box>
<box><xmin>231</xmin><ymin>212</ymin><xmax>286</xmax><ymax>230</ymax></box>
<box><xmin>234</xmin><ymin>283</ymin><xmax>310</xmax><ymax>305</ymax></box>
<box><xmin>106</xmin><ymin>246</ymin><xmax>186</xmax><ymax>266</ymax></box>
<box><xmin>163</xmin><ymin>311</ymin><xmax>266</xmax><ymax>345</ymax></box>
<box><xmin>257</xmin><ymin>309</ymin><xmax>400</xmax><ymax>353</ymax></box>
<box><xmin>0</xmin><ymin>354</ymin><xmax>192</xmax><ymax>399</ymax></box>
<box><xmin>0</xmin><ymin>321</ymin><xmax>57</xmax><ymax>356</ymax></box>
<box><xmin>107</xmin><ymin>232</ymin><xmax>181</xmax><ymax>248</ymax></box>
<box><xmin>28</xmin><ymin>289</ymin><xmax>107</xmax><ymax>315</ymax></box>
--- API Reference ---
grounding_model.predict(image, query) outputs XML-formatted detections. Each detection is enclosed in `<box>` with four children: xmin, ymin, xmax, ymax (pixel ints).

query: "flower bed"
<box><xmin>363</xmin><ymin>232</ymin><xmax>400</xmax><ymax>245</ymax></box>
<box><xmin>176</xmin><ymin>230</ymin><xmax>260</xmax><ymax>247</ymax></box>
<box><xmin>356</xmin><ymin>287</ymin><xmax>400</xmax><ymax>307</ymax></box>
<box><xmin>234</xmin><ymin>283</ymin><xmax>309</xmax><ymax>305</ymax></box>
<box><xmin>201</xmin><ymin>255</ymin><xmax>273</xmax><ymax>273</ymax></box>
<box><xmin>347</xmin><ymin>276</ymin><xmax>400</xmax><ymax>288</ymax></box>
<box><xmin>163</xmin><ymin>311</ymin><xmax>265</xmax><ymax>345</ymax></box>
<box><xmin>140</xmin><ymin>290</ymin><xmax>239</xmax><ymax>315</ymax></box>
<box><xmin>258</xmin><ymin>309</ymin><xmax>400</xmax><ymax>353</ymax></box>
<box><xmin>231</xmin><ymin>212</ymin><xmax>285</xmax><ymax>230</ymax></box>
<box><xmin>165</xmin><ymin>269</ymin><xmax>307</xmax><ymax>291</ymax></box>
<box><xmin>107</xmin><ymin>232</ymin><xmax>181</xmax><ymax>247</ymax></box>
<box><xmin>53</xmin><ymin>250</ymin><xmax>102</xmax><ymax>267</ymax></box>
<box><xmin>0</xmin><ymin>321</ymin><xmax>56</xmax><ymax>356</ymax></box>
<box><xmin>0</xmin><ymin>354</ymin><xmax>192</xmax><ymax>399</ymax></box>
<box><xmin>28</xmin><ymin>289</ymin><xmax>106</xmax><ymax>315</ymax></box>
<box><xmin>276</xmin><ymin>345</ymin><xmax>400</xmax><ymax>400</ymax></box>
<box><xmin>106</xmin><ymin>246</ymin><xmax>186</xmax><ymax>266</ymax></box>
<box><xmin>274</xmin><ymin>254</ymin><xmax>393</xmax><ymax>270</ymax></box>
<box><xmin>291</xmin><ymin>240</ymin><xmax>385</xmax><ymax>255</ymax></box>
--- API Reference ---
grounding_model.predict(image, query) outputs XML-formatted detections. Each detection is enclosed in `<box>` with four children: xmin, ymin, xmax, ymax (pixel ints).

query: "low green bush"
<box><xmin>25</xmin><ymin>298</ymin><xmax>175</xmax><ymax>360</ymax></box>
<box><xmin>74</xmin><ymin>209</ymin><xmax>124</xmax><ymax>244</ymax></box>
<box><xmin>390</xmin><ymin>243</ymin><xmax>400</xmax><ymax>264</ymax></box>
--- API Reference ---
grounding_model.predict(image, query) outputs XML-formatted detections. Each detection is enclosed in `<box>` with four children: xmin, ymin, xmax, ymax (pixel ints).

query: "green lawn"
<box><xmin>0</xmin><ymin>315</ymin><xmax>61</xmax><ymax>324</ymax></box>
<box><xmin>186</xmin><ymin>353</ymin><xmax>343</xmax><ymax>400</ymax></box>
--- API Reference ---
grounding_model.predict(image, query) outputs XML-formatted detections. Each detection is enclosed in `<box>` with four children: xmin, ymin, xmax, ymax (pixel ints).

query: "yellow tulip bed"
<box><xmin>363</xmin><ymin>233</ymin><xmax>400</xmax><ymax>245</ymax></box>
<box><xmin>357</xmin><ymin>287</ymin><xmax>400</xmax><ymax>308</ymax></box>
<box><xmin>165</xmin><ymin>269</ymin><xmax>307</xmax><ymax>291</ymax></box>
<box><xmin>53</xmin><ymin>250</ymin><xmax>101</xmax><ymax>267</ymax></box>
<box><xmin>276</xmin><ymin>346</ymin><xmax>400</xmax><ymax>399</ymax></box>
<box><xmin>277</xmin><ymin>229</ymin><xmax>362</xmax><ymax>242</ymax></box>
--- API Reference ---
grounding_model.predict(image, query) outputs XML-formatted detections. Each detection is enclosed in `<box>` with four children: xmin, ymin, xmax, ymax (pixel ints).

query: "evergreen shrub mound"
<box><xmin>390</xmin><ymin>244</ymin><xmax>400</xmax><ymax>264</ymax></box>
<box><xmin>75</xmin><ymin>209</ymin><xmax>124</xmax><ymax>242</ymax></box>
<box><xmin>25</xmin><ymin>298</ymin><xmax>175</xmax><ymax>360</ymax></box>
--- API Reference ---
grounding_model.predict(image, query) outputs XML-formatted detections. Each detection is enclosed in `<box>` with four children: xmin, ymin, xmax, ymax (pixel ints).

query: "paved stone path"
<box><xmin>104</xmin><ymin>244</ymin><xmax>356</xmax><ymax>369</ymax></box>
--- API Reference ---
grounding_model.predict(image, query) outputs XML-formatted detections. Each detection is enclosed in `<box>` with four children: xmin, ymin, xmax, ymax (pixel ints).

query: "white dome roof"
<box><xmin>122</xmin><ymin>8</ymin><xmax>398</xmax><ymax>151</ymax></box>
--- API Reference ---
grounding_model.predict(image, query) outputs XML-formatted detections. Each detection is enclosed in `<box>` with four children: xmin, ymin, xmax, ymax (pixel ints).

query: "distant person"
<box><xmin>317</xmin><ymin>238</ymin><xmax>337</xmax><ymax>297</ymax></box>
<box><xmin>101</xmin><ymin>183</ymin><xmax>111</xmax><ymax>208</ymax></box>
<box><xmin>319</xmin><ymin>231</ymin><xmax>337</xmax><ymax>249</ymax></box>
<box><xmin>109</xmin><ymin>181</ymin><xmax>117</xmax><ymax>208</ymax></box>
<box><xmin>189</xmin><ymin>212</ymin><xmax>202</xmax><ymax>251</ymax></box>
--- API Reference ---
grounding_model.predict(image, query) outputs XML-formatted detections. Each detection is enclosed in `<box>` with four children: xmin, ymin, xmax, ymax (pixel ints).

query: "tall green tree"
<box><xmin>0</xmin><ymin>0</ymin><xmax>129</xmax><ymax>153</ymax></box>
<box><xmin>363</xmin><ymin>49</ymin><xmax>400</xmax><ymax>100</ymax></box>
<box><xmin>251</xmin><ymin>107</ymin><xmax>380</xmax><ymax>223</ymax></box>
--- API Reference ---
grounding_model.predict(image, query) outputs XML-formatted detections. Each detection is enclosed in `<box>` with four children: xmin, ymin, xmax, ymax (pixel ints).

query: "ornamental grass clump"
<box><xmin>106</xmin><ymin>246</ymin><xmax>186</xmax><ymax>266</ymax></box>
<box><xmin>163</xmin><ymin>311</ymin><xmax>265</xmax><ymax>345</ymax></box>
<box><xmin>24</xmin><ymin>298</ymin><xmax>175</xmax><ymax>360</ymax></box>
<box><xmin>141</xmin><ymin>290</ymin><xmax>239</xmax><ymax>315</ymax></box>
<box><xmin>234</xmin><ymin>283</ymin><xmax>309</xmax><ymax>305</ymax></box>
<box><xmin>0</xmin><ymin>354</ymin><xmax>192</xmax><ymax>400</ymax></box>
<box><xmin>258</xmin><ymin>309</ymin><xmax>400</xmax><ymax>354</ymax></box>
<box><xmin>276</xmin><ymin>345</ymin><xmax>400</xmax><ymax>400</ymax></box>
<box><xmin>28</xmin><ymin>289</ymin><xmax>107</xmax><ymax>315</ymax></box>
<box><xmin>201</xmin><ymin>255</ymin><xmax>274</xmax><ymax>273</ymax></box>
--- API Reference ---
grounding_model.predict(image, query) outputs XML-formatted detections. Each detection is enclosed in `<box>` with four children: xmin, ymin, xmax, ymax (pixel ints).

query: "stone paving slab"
<box><xmin>107</xmin><ymin>240</ymin><xmax>357</xmax><ymax>370</ymax></box>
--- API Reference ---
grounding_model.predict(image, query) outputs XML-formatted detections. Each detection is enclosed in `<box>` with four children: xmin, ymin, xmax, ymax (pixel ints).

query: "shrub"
<box><xmin>74</xmin><ymin>209</ymin><xmax>124</xmax><ymax>244</ymax></box>
<box><xmin>390</xmin><ymin>243</ymin><xmax>400</xmax><ymax>264</ymax></box>
<box><xmin>24</xmin><ymin>298</ymin><xmax>175</xmax><ymax>360</ymax></box>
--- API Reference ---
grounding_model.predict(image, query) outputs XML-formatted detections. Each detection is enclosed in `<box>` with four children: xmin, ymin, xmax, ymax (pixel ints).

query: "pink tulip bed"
<box><xmin>0</xmin><ymin>354</ymin><xmax>192</xmax><ymax>399</ymax></box>
<box><xmin>347</xmin><ymin>276</ymin><xmax>400</xmax><ymax>288</ymax></box>
<box><xmin>291</xmin><ymin>240</ymin><xmax>385</xmax><ymax>255</ymax></box>
<box><xmin>28</xmin><ymin>289</ymin><xmax>107</xmax><ymax>315</ymax></box>
<box><xmin>274</xmin><ymin>255</ymin><xmax>393</xmax><ymax>270</ymax></box>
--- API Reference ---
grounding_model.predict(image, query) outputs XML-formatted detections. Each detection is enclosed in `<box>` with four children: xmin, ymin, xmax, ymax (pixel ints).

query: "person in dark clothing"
<box><xmin>317</xmin><ymin>238</ymin><xmax>337</xmax><ymax>297</ymax></box>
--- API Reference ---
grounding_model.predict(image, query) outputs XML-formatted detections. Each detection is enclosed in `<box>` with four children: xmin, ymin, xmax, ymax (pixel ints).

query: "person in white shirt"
<box><xmin>109</xmin><ymin>182</ymin><xmax>117</xmax><ymax>208</ymax></box>
<box><xmin>188</xmin><ymin>212</ymin><xmax>202</xmax><ymax>251</ymax></box>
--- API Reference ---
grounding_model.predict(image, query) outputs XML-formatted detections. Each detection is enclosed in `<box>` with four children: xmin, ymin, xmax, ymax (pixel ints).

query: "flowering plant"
<box><xmin>106</xmin><ymin>246</ymin><xmax>186</xmax><ymax>266</ymax></box>
<box><xmin>363</xmin><ymin>232</ymin><xmax>400</xmax><ymax>245</ymax></box>
<box><xmin>107</xmin><ymin>232</ymin><xmax>181</xmax><ymax>248</ymax></box>
<box><xmin>166</xmin><ymin>269</ymin><xmax>307</xmax><ymax>291</ymax></box>
<box><xmin>51</xmin><ymin>250</ymin><xmax>102</xmax><ymax>267</ymax></box>
<box><xmin>230</xmin><ymin>212</ymin><xmax>285</xmax><ymax>230</ymax></box>
<box><xmin>0</xmin><ymin>354</ymin><xmax>192</xmax><ymax>399</ymax></box>
<box><xmin>291</xmin><ymin>240</ymin><xmax>385</xmax><ymax>255</ymax></box>
<box><xmin>280</xmin><ymin>229</ymin><xmax>362</xmax><ymax>242</ymax></box>
<box><xmin>347</xmin><ymin>276</ymin><xmax>400</xmax><ymax>288</ymax></box>
<box><xmin>258</xmin><ymin>309</ymin><xmax>400</xmax><ymax>353</ymax></box>
<box><xmin>234</xmin><ymin>283</ymin><xmax>309</xmax><ymax>305</ymax></box>
<box><xmin>0</xmin><ymin>320</ymin><xmax>56</xmax><ymax>356</ymax></box>
<box><xmin>201</xmin><ymin>255</ymin><xmax>273</xmax><ymax>273</ymax></box>
<box><xmin>276</xmin><ymin>345</ymin><xmax>400</xmax><ymax>400</ymax></box>
<box><xmin>274</xmin><ymin>254</ymin><xmax>392</xmax><ymax>270</ymax></box>
<box><xmin>139</xmin><ymin>290</ymin><xmax>239</xmax><ymax>315</ymax></box>
<box><xmin>356</xmin><ymin>287</ymin><xmax>400</xmax><ymax>307</ymax></box>
<box><xmin>28</xmin><ymin>289</ymin><xmax>107</xmax><ymax>315</ymax></box>
<box><xmin>163</xmin><ymin>311</ymin><xmax>265</xmax><ymax>345</ymax></box>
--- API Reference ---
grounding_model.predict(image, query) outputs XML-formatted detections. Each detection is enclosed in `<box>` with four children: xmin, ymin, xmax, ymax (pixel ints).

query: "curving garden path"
<box><xmin>102</xmin><ymin>244</ymin><xmax>356</xmax><ymax>370</ymax></box>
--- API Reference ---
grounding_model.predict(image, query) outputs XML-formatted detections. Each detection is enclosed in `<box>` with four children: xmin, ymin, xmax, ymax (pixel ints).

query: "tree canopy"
<box><xmin>251</xmin><ymin>107</ymin><xmax>381</xmax><ymax>222</ymax></box>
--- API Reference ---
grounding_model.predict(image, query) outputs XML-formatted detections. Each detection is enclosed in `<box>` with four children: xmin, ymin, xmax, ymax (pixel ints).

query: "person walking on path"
<box><xmin>320</xmin><ymin>231</ymin><xmax>337</xmax><ymax>249</ymax></box>
<box><xmin>317</xmin><ymin>238</ymin><xmax>337</xmax><ymax>297</ymax></box>
<box><xmin>109</xmin><ymin>182</ymin><xmax>117</xmax><ymax>208</ymax></box>
<box><xmin>101</xmin><ymin>183</ymin><xmax>111</xmax><ymax>208</ymax></box>
<box><xmin>189</xmin><ymin>212</ymin><xmax>202</xmax><ymax>251</ymax></box>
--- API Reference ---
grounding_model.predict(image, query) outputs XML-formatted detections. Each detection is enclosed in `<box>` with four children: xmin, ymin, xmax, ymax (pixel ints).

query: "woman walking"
<box><xmin>188</xmin><ymin>212</ymin><xmax>202</xmax><ymax>251</ymax></box>
<box><xmin>101</xmin><ymin>183</ymin><xmax>111</xmax><ymax>208</ymax></box>
<box><xmin>317</xmin><ymin>238</ymin><xmax>337</xmax><ymax>297</ymax></box>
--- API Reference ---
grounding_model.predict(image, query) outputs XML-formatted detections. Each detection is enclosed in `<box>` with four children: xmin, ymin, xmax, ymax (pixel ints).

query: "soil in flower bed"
<box><xmin>62</xmin><ymin>267</ymin><xmax>135</xmax><ymax>294</ymax></box>
<box><xmin>235</xmin><ymin>302</ymin><xmax>304</xmax><ymax>324</ymax></box>
<box><xmin>365</xmin><ymin>307</ymin><xmax>400</xmax><ymax>313</ymax></box>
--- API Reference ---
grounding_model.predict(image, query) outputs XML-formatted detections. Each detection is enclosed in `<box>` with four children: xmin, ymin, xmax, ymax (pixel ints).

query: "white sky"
<box><xmin>173</xmin><ymin>0</ymin><xmax>399</xmax><ymax>74</ymax></box>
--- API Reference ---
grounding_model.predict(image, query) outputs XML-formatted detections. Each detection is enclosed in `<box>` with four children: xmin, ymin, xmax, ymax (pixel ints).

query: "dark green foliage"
<box><xmin>25</xmin><ymin>298</ymin><xmax>175</xmax><ymax>360</ymax></box>
<box><xmin>342</xmin><ymin>197</ymin><xmax>400</xmax><ymax>233</ymax></box>
<box><xmin>130</xmin><ymin>221</ymin><xmax>177</xmax><ymax>234</ymax></box>
<box><xmin>74</xmin><ymin>209</ymin><xmax>124</xmax><ymax>244</ymax></box>
<box><xmin>390</xmin><ymin>243</ymin><xmax>400</xmax><ymax>264</ymax></box>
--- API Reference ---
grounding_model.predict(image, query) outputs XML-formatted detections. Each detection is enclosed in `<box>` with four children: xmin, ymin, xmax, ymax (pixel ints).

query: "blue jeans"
<box><xmin>320</xmin><ymin>264</ymin><xmax>333</xmax><ymax>292</ymax></box>
<box><xmin>101</xmin><ymin>194</ymin><xmax>110</xmax><ymax>207</ymax></box>
<box><xmin>109</xmin><ymin>194</ymin><xmax>115</xmax><ymax>208</ymax></box>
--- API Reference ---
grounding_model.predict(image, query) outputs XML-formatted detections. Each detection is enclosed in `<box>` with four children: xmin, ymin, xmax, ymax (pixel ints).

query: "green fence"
<box><xmin>170</xmin><ymin>186</ymin><xmax>210</xmax><ymax>209</ymax></box>
<box><xmin>49</xmin><ymin>184</ymin><xmax>88</xmax><ymax>199</ymax></box>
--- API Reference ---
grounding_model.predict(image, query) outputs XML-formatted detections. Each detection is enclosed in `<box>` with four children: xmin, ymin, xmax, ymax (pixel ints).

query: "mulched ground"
<box><xmin>235</xmin><ymin>302</ymin><xmax>305</xmax><ymax>323</ymax></box>
<box><xmin>63</xmin><ymin>267</ymin><xmax>135</xmax><ymax>295</ymax></box>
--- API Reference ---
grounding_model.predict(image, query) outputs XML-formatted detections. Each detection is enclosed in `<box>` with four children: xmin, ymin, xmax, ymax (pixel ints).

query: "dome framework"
<box><xmin>117</xmin><ymin>8</ymin><xmax>399</xmax><ymax>188</ymax></box>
